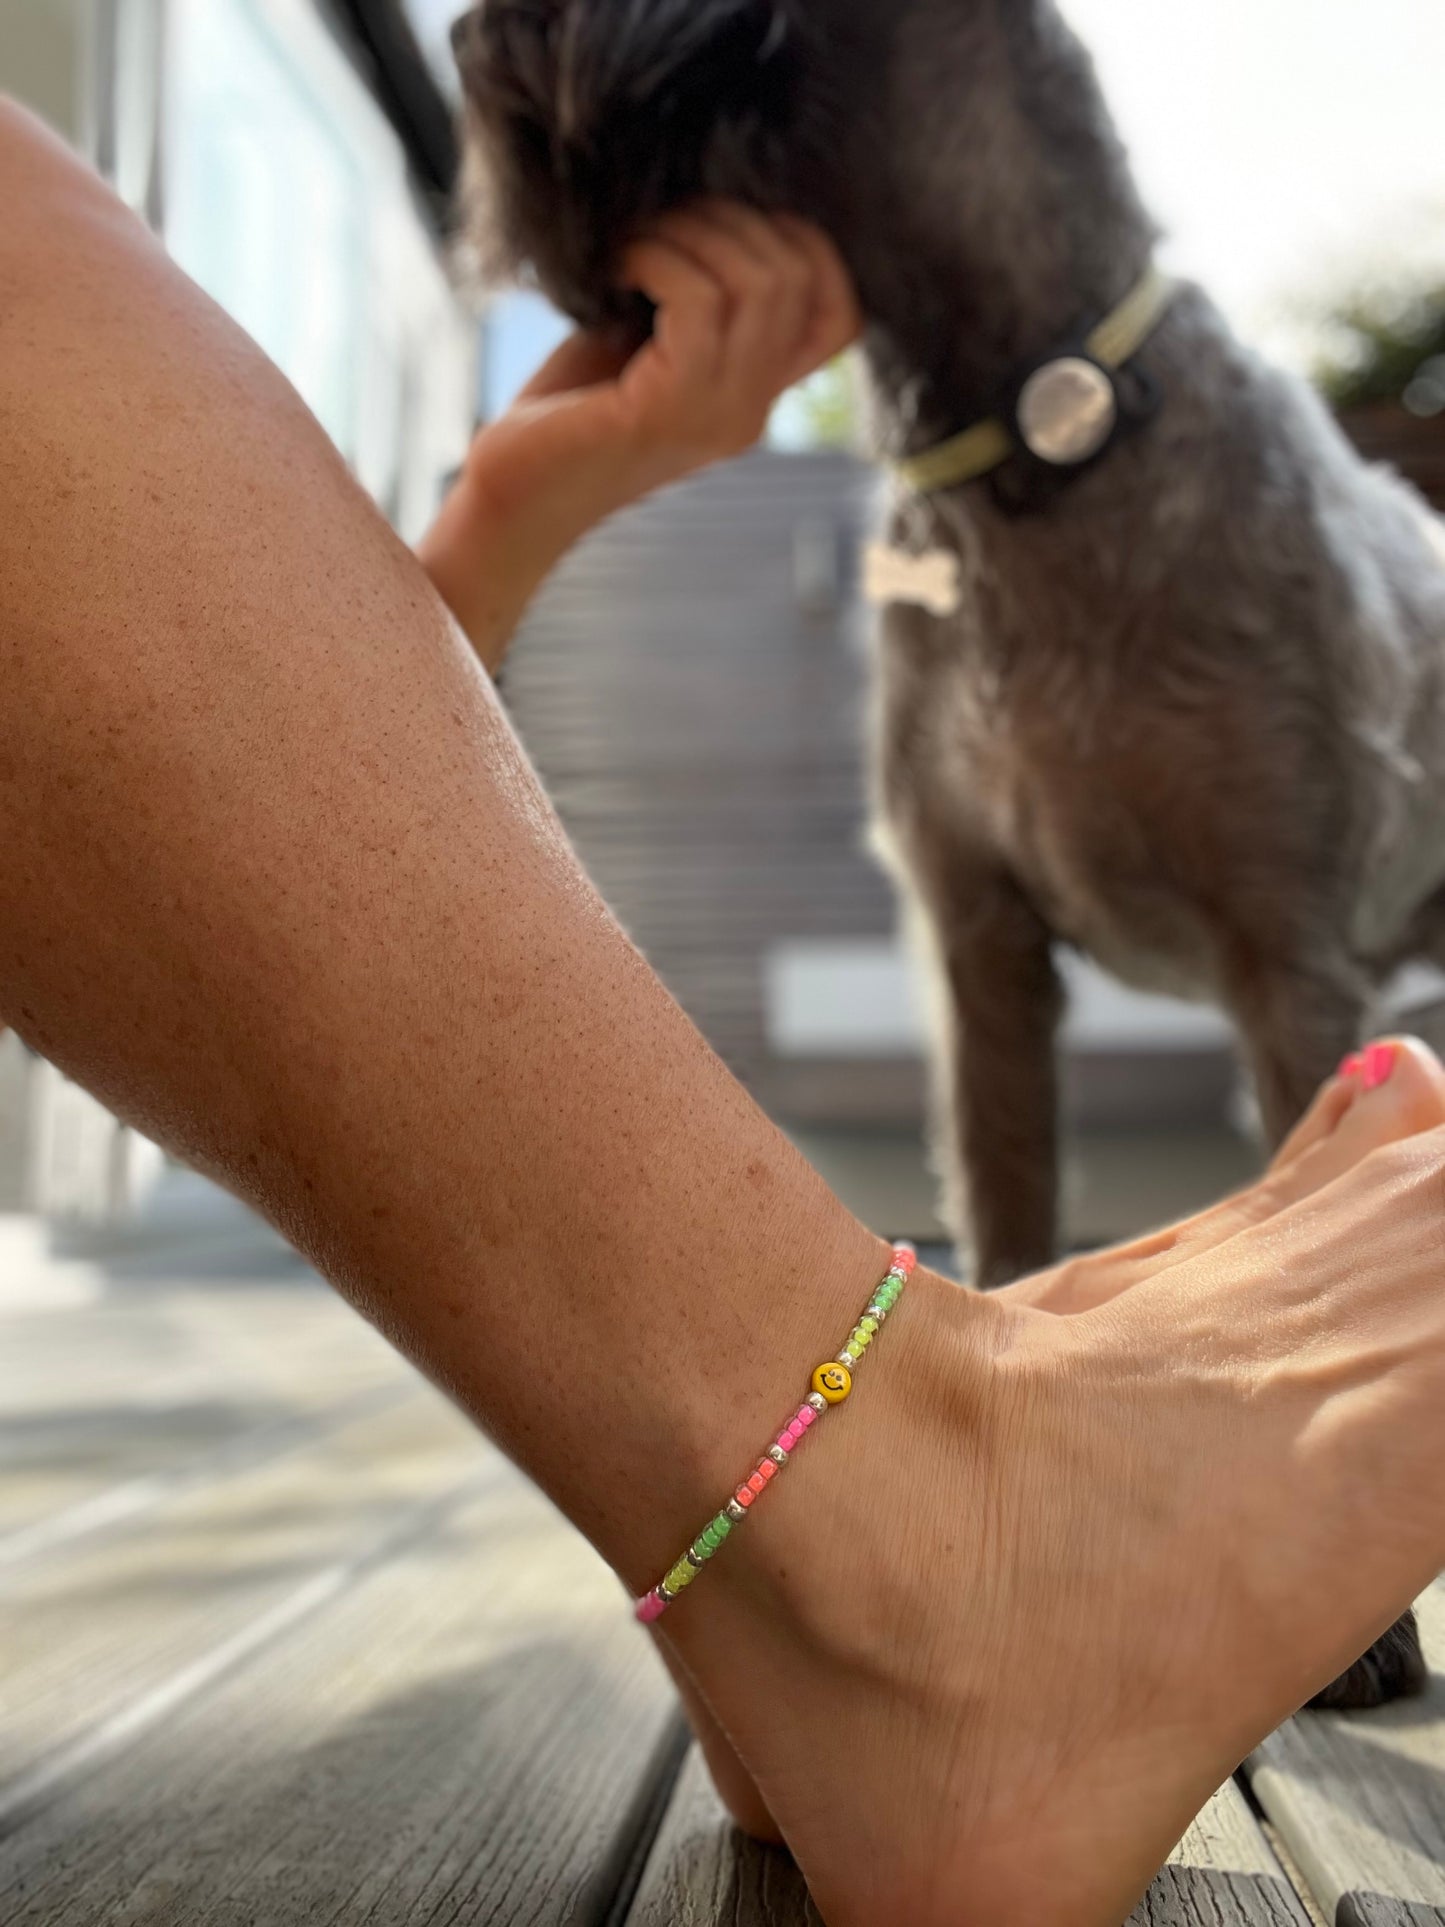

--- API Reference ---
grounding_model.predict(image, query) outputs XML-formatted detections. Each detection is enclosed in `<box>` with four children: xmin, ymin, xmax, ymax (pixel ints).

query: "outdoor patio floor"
<box><xmin>2</xmin><ymin>1187</ymin><xmax>1444</xmax><ymax>1926</ymax></box>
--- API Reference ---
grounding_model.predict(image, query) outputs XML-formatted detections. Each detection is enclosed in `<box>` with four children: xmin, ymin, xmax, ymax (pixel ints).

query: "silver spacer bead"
<box><xmin>657</xmin><ymin>1584</ymin><xmax>674</xmax><ymax>1605</ymax></box>
<box><xmin>838</xmin><ymin>1354</ymin><xmax>857</xmax><ymax>1372</ymax></box>
<box><xmin>866</xmin><ymin>1305</ymin><xmax>885</xmax><ymax>1322</ymax></box>
<box><xmin>768</xmin><ymin>1444</ymin><xmax>788</xmax><ymax>1465</ymax></box>
<box><xmin>726</xmin><ymin>1499</ymin><xmax>746</xmax><ymax>1522</ymax></box>
<box><xmin>808</xmin><ymin>1391</ymin><xmax>828</xmax><ymax>1413</ymax></box>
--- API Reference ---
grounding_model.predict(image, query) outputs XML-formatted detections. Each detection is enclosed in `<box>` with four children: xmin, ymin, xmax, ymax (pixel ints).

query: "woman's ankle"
<box><xmin>597</xmin><ymin>1217</ymin><xmax>909</xmax><ymax>1600</ymax></box>
<box><xmin>666</xmin><ymin>1265</ymin><xmax>1013</xmax><ymax>1680</ymax></box>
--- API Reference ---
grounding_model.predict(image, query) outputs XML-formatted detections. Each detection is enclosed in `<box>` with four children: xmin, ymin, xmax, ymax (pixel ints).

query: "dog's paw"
<box><xmin>1306</xmin><ymin>1608</ymin><xmax>1428</xmax><ymax>1712</ymax></box>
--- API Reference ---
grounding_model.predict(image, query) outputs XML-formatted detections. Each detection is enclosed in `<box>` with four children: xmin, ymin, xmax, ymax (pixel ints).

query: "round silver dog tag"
<box><xmin>1016</xmin><ymin>356</ymin><xmax>1118</xmax><ymax>466</ymax></box>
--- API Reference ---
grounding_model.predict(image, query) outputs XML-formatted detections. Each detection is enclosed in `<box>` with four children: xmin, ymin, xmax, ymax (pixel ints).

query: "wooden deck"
<box><xmin>3</xmin><ymin>1212</ymin><xmax>1444</xmax><ymax>1926</ymax></box>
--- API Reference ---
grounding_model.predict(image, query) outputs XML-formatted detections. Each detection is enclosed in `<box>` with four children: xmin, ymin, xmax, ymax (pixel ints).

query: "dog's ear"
<box><xmin>453</xmin><ymin>0</ymin><xmax>803</xmax><ymax>325</ymax></box>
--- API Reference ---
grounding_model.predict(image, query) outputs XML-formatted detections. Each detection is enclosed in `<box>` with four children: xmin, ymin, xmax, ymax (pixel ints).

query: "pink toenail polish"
<box><xmin>1361</xmin><ymin>1042</ymin><xmax>1398</xmax><ymax>1092</ymax></box>
<box><xmin>1338</xmin><ymin>1053</ymin><xmax>1365</xmax><ymax>1082</ymax></box>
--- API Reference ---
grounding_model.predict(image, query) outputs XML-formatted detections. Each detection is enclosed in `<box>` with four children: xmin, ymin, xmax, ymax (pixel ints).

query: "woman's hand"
<box><xmin>416</xmin><ymin>204</ymin><xmax>860</xmax><ymax>675</ymax></box>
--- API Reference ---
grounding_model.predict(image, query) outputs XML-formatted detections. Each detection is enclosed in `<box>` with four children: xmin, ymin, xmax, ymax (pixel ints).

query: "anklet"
<box><xmin>633</xmin><ymin>1244</ymin><xmax>915</xmax><ymax>1624</ymax></box>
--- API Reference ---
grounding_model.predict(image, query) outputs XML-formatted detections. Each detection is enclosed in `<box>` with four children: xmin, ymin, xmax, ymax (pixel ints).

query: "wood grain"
<box><xmin>0</xmin><ymin>1267</ymin><xmax>680</xmax><ymax>1926</ymax></box>
<box><xmin>1249</xmin><ymin>1584</ymin><xmax>1445</xmax><ymax>1918</ymax></box>
<box><xmin>0</xmin><ymin>1275</ymin><xmax>407</xmax><ymax>1542</ymax></box>
<box><xmin>1335</xmin><ymin>1899</ymin><xmax>1445</xmax><ymax>1926</ymax></box>
<box><xmin>0</xmin><ymin>1475</ymin><xmax>677</xmax><ymax>1925</ymax></box>
<box><xmin>0</xmin><ymin>1388</ymin><xmax>491</xmax><ymax>1799</ymax></box>
<box><xmin>625</xmin><ymin>1752</ymin><xmax>1313</xmax><ymax>1926</ymax></box>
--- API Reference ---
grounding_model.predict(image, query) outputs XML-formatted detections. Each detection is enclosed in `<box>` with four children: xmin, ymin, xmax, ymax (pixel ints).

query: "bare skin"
<box><xmin>417</xmin><ymin>201</ymin><xmax>858</xmax><ymax>673</ymax></box>
<box><xmin>5</xmin><ymin>104</ymin><xmax>1445</xmax><ymax>1925</ymax></box>
<box><xmin>694</xmin><ymin>1037</ymin><xmax>1445</xmax><ymax>1843</ymax></box>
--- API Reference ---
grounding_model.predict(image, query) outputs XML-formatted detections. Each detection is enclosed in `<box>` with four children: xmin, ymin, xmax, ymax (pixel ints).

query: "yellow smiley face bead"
<box><xmin>811</xmin><ymin>1361</ymin><xmax>853</xmax><ymax>1405</ymax></box>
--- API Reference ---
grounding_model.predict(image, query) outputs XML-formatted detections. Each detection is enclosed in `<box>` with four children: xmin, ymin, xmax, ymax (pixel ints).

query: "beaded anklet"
<box><xmin>634</xmin><ymin>1243</ymin><xmax>915</xmax><ymax>1624</ymax></box>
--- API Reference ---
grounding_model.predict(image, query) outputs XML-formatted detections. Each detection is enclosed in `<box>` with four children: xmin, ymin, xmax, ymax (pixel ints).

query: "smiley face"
<box><xmin>811</xmin><ymin>1361</ymin><xmax>853</xmax><ymax>1405</ymax></box>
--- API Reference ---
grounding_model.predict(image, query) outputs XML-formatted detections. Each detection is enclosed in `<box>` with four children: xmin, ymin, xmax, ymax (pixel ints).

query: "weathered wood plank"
<box><xmin>505</xmin><ymin>451</ymin><xmax>891</xmax><ymax>1106</ymax></box>
<box><xmin>0</xmin><ymin>1381</ymin><xmax>411</xmax><ymax>1571</ymax></box>
<box><xmin>0</xmin><ymin>1270</ymin><xmax>419</xmax><ymax>1545</ymax></box>
<box><xmin>0</xmin><ymin>1274</ymin><xmax>404</xmax><ymax>1423</ymax></box>
<box><xmin>1248</xmin><ymin>1584</ymin><xmax>1445</xmax><ymax>1919</ymax></box>
<box><xmin>626</xmin><ymin>1752</ymin><xmax>1312</xmax><ymax>1925</ymax></box>
<box><xmin>0</xmin><ymin>1476</ymin><xmax>677</xmax><ymax>1927</ymax></box>
<box><xmin>0</xmin><ymin>1389</ymin><xmax>489</xmax><ymax>1795</ymax></box>
<box><xmin>1336</xmin><ymin>1899</ymin><xmax>1445</xmax><ymax>1926</ymax></box>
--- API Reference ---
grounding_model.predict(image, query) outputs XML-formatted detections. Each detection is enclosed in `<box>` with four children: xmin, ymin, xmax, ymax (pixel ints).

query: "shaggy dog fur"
<box><xmin>452</xmin><ymin>0</ymin><xmax>1445</xmax><ymax>1705</ymax></box>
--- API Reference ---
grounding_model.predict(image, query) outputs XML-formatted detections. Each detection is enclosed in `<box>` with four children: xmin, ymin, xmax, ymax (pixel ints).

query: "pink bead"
<box><xmin>635</xmin><ymin>1591</ymin><xmax>667</xmax><ymax>1625</ymax></box>
<box><xmin>797</xmin><ymin>1405</ymin><xmax>816</xmax><ymax>1428</ymax></box>
<box><xmin>786</xmin><ymin>1418</ymin><xmax>807</xmax><ymax>1442</ymax></box>
<box><xmin>757</xmin><ymin>1459</ymin><xmax>776</xmax><ymax>1484</ymax></box>
<box><xmin>775</xmin><ymin>1433</ymin><xmax>794</xmax><ymax>1455</ymax></box>
<box><xmin>747</xmin><ymin>1471</ymin><xmax>767</xmax><ymax>1495</ymax></box>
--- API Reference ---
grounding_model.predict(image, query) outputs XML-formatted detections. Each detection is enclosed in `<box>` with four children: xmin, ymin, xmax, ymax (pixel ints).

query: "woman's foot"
<box><xmin>663</xmin><ymin>1116</ymin><xmax>1445</xmax><ymax>1924</ymax></box>
<box><xmin>662</xmin><ymin>1040</ymin><xmax>1445</xmax><ymax>1896</ymax></box>
<box><xmin>1006</xmin><ymin>1036</ymin><xmax>1445</xmax><ymax>1313</ymax></box>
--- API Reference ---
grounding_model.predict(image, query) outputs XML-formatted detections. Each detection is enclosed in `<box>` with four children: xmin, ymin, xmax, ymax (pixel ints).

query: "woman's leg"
<box><xmin>6</xmin><ymin>106</ymin><xmax>1445</xmax><ymax>1924</ymax></box>
<box><xmin>704</xmin><ymin>1034</ymin><xmax>1445</xmax><ymax>1841</ymax></box>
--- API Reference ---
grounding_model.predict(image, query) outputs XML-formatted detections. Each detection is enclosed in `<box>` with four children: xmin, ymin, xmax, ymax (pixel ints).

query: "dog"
<box><xmin>451</xmin><ymin>0</ymin><xmax>1445</xmax><ymax>1707</ymax></box>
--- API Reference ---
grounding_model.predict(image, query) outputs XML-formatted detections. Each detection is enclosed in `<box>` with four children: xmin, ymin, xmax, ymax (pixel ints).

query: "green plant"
<box><xmin>1314</xmin><ymin>280</ymin><xmax>1445</xmax><ymax>415</ymax></box>
<box><xmin>792</xmin><ymin>355</ymin><xmax>862</xmax><ymax>448</ymax></box>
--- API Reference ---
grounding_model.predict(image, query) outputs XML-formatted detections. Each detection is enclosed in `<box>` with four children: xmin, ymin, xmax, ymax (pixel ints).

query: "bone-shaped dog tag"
<box><xmin>862</xmin><ymin>541</ymin><xmax>962</xmax><ymax>617</ymax></box>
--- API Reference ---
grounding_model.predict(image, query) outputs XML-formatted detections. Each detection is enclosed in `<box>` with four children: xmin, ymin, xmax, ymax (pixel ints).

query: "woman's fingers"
<box><xmin>659</xmin><ymin>203</ymin><xmax>816</xmax><ymax>392</ymax></box>
<box><xmin>616</xmin><ymin>202</ymin><xmax>860</xmax><ymax>463</ymax></box>
<box><xmin>620</xmin><ymin>236</ymin><xmax>731</xmax><ymax>391</ymax></box>
<box><xmin>772</xmin><ymin>212</ymin><xmax>863</xmax><ymax>381</ymax></box>
<box><xmin>515</xmin><ymin>329</ymin><xmax>636</xmax><ymax>404</ymax></box>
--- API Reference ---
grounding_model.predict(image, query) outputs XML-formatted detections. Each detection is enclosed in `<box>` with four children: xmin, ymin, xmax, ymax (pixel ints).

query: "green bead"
<box><xmin>712</xmin><ymin>1514</ymin><xmax>733</xmax><ymax>1541</ymax></box>
<box><xmin>860</xmin><ymin>1316</ymin><xmax>879</xmax><ymax>1335</ymax></box>
<box><xmin>666</xmin><ymin>1560</ymin><xmax>696</xmax><ymax>1593</ymax></box>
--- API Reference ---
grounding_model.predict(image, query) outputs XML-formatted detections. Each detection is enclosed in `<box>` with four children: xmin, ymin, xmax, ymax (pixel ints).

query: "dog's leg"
<box><xmin>1225</xmin><ymin>952</ymin><xmax>1367</xmax><ymax>1148</ymax></box>
<box><xmin>925</xmin><ymin>866</ymin><xmax>1064</xmax><ymax>1289</ymax></box>
<box><xmin>1227</xmin><ymin>951</ymin><xmax>1425</xmax><ymax>1709</ymax></box>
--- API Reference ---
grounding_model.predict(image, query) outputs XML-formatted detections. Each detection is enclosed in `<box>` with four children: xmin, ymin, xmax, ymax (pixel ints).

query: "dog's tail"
<box><xmin>453</xmin><ymin>0</ymin><xmax>803</xmax><ymax>325</ymax></box>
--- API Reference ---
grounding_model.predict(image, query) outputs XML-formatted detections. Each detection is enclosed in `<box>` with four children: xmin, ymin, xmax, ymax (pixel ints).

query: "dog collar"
<box><xmin>893</xmin><ymin>263</ymin><xmax>1177</xmax><ymax>495</ymax></box>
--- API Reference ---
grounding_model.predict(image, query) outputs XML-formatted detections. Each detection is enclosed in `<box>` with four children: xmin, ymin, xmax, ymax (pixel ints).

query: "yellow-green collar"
<box><xmin>892</xmin><ymin>264</ymin><xmax>1177</xmax><ymax>495</ymax></box>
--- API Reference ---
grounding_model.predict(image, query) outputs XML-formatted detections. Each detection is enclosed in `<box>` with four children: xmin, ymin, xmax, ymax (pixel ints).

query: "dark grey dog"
<box><xmin>452</xmin><ymin>0</ymin><xmax>1445</xmax><ymax>1706</ymax></box>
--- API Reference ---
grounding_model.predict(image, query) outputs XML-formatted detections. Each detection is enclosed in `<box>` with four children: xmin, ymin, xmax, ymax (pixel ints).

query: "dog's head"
<box><xmin>452</xmin><ymin>0</ymin><xmax>1134</xmax><ymax>433</ymax></box>
<box><xmin>451</xmin><ymin>0</ymin><xmax>871</xmax><ymax>332</ymax></box>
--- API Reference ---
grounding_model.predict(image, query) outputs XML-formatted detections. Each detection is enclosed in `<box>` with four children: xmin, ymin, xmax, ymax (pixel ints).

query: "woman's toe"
<box><xmin>1269</xmin><ymin>1036</ymin><xmax>1445</xmax><ymax>1203</ymax></box>
<box><xmin>1003</xmin><ymin>1038</ymin><xmax>1445</xmax><ymax>1316</ymax></box>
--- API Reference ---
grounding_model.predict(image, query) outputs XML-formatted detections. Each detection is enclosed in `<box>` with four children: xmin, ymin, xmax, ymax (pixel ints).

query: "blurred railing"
<box><xmin>1340</xmin><ymin>406</ymin><xmax>1445</xmax><ymax>509</ymax></box>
